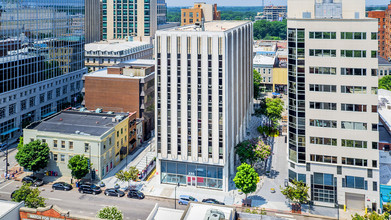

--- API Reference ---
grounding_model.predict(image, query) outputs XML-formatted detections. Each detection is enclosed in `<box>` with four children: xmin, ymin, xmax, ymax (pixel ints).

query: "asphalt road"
<box><xmin>0</xmin><ymin>180</ymin><xmax>186</xmax><ymax>220</ymax></box>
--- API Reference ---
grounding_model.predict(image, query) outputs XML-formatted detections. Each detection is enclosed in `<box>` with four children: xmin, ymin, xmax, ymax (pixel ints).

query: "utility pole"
<box><xmin>89</xmin><ymin>145</ymin><xmax>92</xmax><ymax>183</ymax></box>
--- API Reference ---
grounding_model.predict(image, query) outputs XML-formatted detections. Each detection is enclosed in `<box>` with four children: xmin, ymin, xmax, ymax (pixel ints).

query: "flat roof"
<box><xmin>161</xmin><ymin>20</ymin><xmax>250</xmax><ymax>32</ymax></box>
<box><xmin>253</xmin><ymin>55</ymin><xmax>275</xmax><ymax>66</ymax></box>
<box><xmin>28</xmin><ymin>111</ymin><xmax>128</xmax><ymax>137</ymax></box>
<box><xmin>152</xmin><ymin>207</ymin><xmax>184</xmax><ymax>220</ymax></box>
<box><xmin>85</xmin><ymin>40</ymin><xmax>151</xmax><ymax>52</ymax></box>
<box><xmin>379</xmin><ymin>56</ymin><xmax>391</xmax><ymax>66</ymax></box>
<box><xmin>86</xmin><ymin>59</ymin><xmax>155</xmax><ymax>79</ymax></box>
<box><xmin>0</xmin><ymin>200</ymin><xmax>22</xmax><ymax>218</ymax></box>
<box><xmin>183</xmin><ymin>203</ymin><xmax>234</xmax><ymax>220</ymax></box>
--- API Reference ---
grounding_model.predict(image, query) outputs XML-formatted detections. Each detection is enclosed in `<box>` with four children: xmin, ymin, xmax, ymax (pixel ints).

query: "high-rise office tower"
<box><xmin>85</xmin><ymin>0</ymin><xmax>101</xmax><ymax>43</ymax></box>
<box><xmin>288</xmin><ymin>0</ymin><xmax>379</xmax><ymax>211</ymax></box>
<box><xmin>155</xmin><ymin>21</ymin><xmax>253</xmax><ymax>191</ymax></box>
<box><xmin>157</xmin><ymin>0</ymin><xmax>167</xmax><ymax>25</ymax></box>
<box><xmin>102</xmin><ymin>0</ymin><xmax>157</xmax><ymax>40</ymax></box>
<box><xmin>0</xmin><ymin>0</ymin><xmax>85</xmax><ymax>142</ymax></box>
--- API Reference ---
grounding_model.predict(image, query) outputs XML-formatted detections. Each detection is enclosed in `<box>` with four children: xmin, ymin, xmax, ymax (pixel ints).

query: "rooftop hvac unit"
<box><xmin>204</xmin><ymin>209</ymin><xmax>225</xmax><ymax>220</ymax></box>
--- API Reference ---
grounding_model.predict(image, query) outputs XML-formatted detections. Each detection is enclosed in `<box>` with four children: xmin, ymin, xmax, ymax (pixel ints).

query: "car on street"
<box><xmin>178</xmin><ymin>195</ymin><xmax>197</xmax><ymax>205</ymax></box>
<box><xmin>127</xmin><ymin>190</ymin><xmax>145</xmax><ymax>199</ymax></box>
<box><xmin>22</xmin><ymin>176</ymin><xmax>44</xmax><ymax>187</ymax></box>
<box><xmin>104</xmin><ymin>188</ymin><xmax>125</xmax><ymax>197</ymax></box>
<box><xmin>202</xmin><ymin>198</ymin><xmax>225</xmax><ymax>205</ymax></box>
<box><xmin>52</xmin><ymin>182</ymin><xmax>73</xmax><ymax>191</ymax></box>
<box><xmin>10</xmin><ymin>190</ymin><xmax>15</xmax><ymax>199</ymax></box>
<box><xmin>78</xmin><ymin>183</ymin><xmax>101</xmax><ymax>195</ymax></box>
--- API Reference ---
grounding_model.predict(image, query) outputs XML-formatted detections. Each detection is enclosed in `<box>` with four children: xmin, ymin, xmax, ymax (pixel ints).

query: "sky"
<box><xmin>165</xmin><ymin>0</ymin><xmax>389</xmax><ymax>7</ymax></box>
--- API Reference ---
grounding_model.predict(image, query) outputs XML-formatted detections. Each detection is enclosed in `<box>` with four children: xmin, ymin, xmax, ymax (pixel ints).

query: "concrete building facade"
<box><xmin>181</xmin><ymin>3</ymin><xmax>221</xmax><ymax>26</ymax></box>
<box><xmin>85</xmin><ymin>0</ymin><xmax>101</xmax><ymax>43</ymax></box>
<box><xmin>102</xmin><ymin>0</ymin><xmax>157</xmax><ymax>40</ymax></box>
<box><xmin>84</xmin><ymin>40</ymin><xmax>153</xmax><ymax>72</ymax></box>
<box><xmin>23</xmin><ymin>111</ymin><xmax>135</xmax><ymax>180</ymax></box>
<box><xmin>84</xmin><ymin>59</ymin><xmax>155</xmax><ymax>140</ymax></box>
<box><xmin>287</xmin><ymin>0</ymin><xmax>380</xmax><ymax>211</ymax></box>
<box><xmin>155</xmin><ymin>21</ymin><xmax>253</xmax><ymax>191</ymax></box>
<box><xmin>368</xmin><ymin>4</ymin><xmax>391</xmax><ymax>60</ymax></box>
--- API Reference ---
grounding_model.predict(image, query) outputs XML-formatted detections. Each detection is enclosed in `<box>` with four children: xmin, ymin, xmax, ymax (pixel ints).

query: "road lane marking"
<box><xmin>48</xmin><ymin>197</ymin><xmax>62</xmax><ymax>201</ymax></box>
<box><xmin>0</xmin><ymin>191</ymin><xmax>11</xmax><ymax>194</ymax></box>
<box><xmin>0</xmin><ymin>180</ymin><xmax>14</xmax><ymax>190</ymax></box>
<box><xmin>275</xmin><ymin>214</ymin><xmax>294</xmax><ymax>218</ymax></box>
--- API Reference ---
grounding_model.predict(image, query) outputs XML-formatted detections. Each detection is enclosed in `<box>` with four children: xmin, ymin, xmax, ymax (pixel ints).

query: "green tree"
<box><xmin>280</xmin><ymin>179</ymin><xmax>309</xmax><ymax>210</ymax></box>
<box><xmin>12</xmin><ymin>183</ymin><xmax>46</xmax><ymax>208</ymax></box>
<box><xmin>265</xmin><ymin>98</ymin><xmax>284</xmax><ymax>123</ymax></box>
<box><xmin>97</xmin><ymin>206</ymin><xmax>123</xmax><ymax>220</ymax></box>
<box><xmin>253</xmin><ymin>19</ymin><xmax>287</xmax><ymax>40</ymax></box>
<box><xmin>379</xmin><ymin>75</ymin><xmax>391</xmax><ymax>91</ymax></box>
<box><xmin>15</xmin><ymin>139</ymin><xmax>50</xmax><ymax>173</ymax></box>
<box><xmin>233</xmin><ymin>163</ymin><xmax>260</xmax><ymax>200</ymax></box>
<box><xmin>351</xmin><ymin>212</ymin><xmax>390</xmax><ymax>220</ymax></box>
<box><xmin>235</xmin><ymin>138</ymin><xmax>271</xmax><ymax>167</ymax></box>
<box><xmin>253</xmin><ymin>69</ymin><xmax>262</xmax><ymax>99</ymax></box>
<box><xmin>115</xmin><ymin>166</ymin><xmax>139</xmax><ymax>189</ymax></box>
<box><xmin>68</xmin><ymin>155</ymin><xmax>89</xmax><ymax>180</ymax></box>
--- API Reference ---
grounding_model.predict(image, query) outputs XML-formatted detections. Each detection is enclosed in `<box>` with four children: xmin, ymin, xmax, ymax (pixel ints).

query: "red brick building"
<box><xmin>368</xmin><ymin>5</ymin><xmax>391</xmax><ymax>59</ymax></box>
<box><xmin>84</xmin><ymin>60</ymin><xmax>155</xmax><ymax>140</ymax></box>
<box><xmin>19</xmin><ymin>205</ymin><xmax>95</xmax><ymax>220</ymax></box>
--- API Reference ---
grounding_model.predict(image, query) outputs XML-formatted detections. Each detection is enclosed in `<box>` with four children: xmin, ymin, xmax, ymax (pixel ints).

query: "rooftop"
<box><xmin>183</xmin><ymin>203</ymin><xmax>234</xmax><ymax>220</ymax></box>
<box><xmin>85</xmin><ymin>59</ymin><xmax>155</xmax><ymax>79</ymax></box>
<box><xmin>253</xmin><ymin>55</ymin><xmax>275</xmax><ymax>66</ymax></box>
<box><xmin>26</xmin><ymin>111</ymin><xmax>129</xmax><ymax>137</ymax></box>
<box><xmin>379</xmin><ymin>56</ymin><xmax>391</xmax><ymax>66</ymax></box>
<box><xmin>0</xmin><ymin>200</ymin><xmax>23</xmax><ymax>218</ymax></box>
<box><xmin>379</xmin><ymin>89</ymin><xmax>391</xmax><ymax>131</ymax></box>
<box><xmin>85</xmin><ymin>40</ymin><xmax>151</xmax><ymax>53</ymax></box>
<box><xmin>161</xmin><ymin>21</ymin><xmax>250</xmax><ymax>32</ymax></box>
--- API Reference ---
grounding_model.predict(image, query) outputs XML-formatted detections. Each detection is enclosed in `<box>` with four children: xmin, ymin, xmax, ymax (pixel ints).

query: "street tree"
<box><xmin>115</xmin><ymin>166</ymin><xmax>139</xmax><ymax>189</ymax></box>
<box><xmin>351</xmin><ymin>212</ymin><xmax>389</xmax><ymax>220</ymax></box>
<box><xmin>97</xmin><ymin>206</ymin><xmax>123</xmax><ymax>220</ymax></box>
<box><xmin>12</xmin><ymin>183</ymin><xmax>46</xmax><ymax>208</ymax></box>
<box><xmin>379</xmin><ymin>75</ymin><xmax>391</xmax><ymax>91</ymax></box>
<box><xmin>265</xmin><ymin>98</ymin><xmax>284</xmax><ymax>123</ymax></box>
<box><xmin>68</xmin><ymin>155</ymin><xmax>89</xmax><ymax>180</ymax></box>
<box><xmin>15</xmin><ymin>139</ymin><xmax>50</xmax><ymax>173</ymax></box>
<box><xmin>233</xmin><ymin>163</ymin><xmax>260</xmax><ymax>200</ymax></box>
<box><xmin>280</xmin><ymin>179</ymin><xmax>309</xmax><ymax>212</ymax></box>
<box><xmin>235</xmin><ymin>138</ymin><xmax>271</xmax><ymax>167</ymax></box>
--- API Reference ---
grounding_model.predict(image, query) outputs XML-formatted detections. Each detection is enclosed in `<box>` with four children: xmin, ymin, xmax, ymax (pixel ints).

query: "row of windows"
<box><xmin>310</xmin><ymin>119</ymin><xmax>337</xmax><ymax>128</ymax></box>
<box><xmin>309</xmin><ymin>84</ymin><xmax>336</xmax><ymax>92</ymax></box>
<box><xmin>311</xmin><ymin>155</ymin><xmax>377</xmax><ymax>168</ymax></box>
<box><xmin>309</xmin><ymin>49</ymin><xmax>377</xmax><ymax>58</ymax></box>
<box><xmin>310</xmin><ymin>154</ymin><xmax>337</xmax><ymax>164</ymax></box>
<box><xmin>309</xmin><ymin>67</ymin><xmax>378</xmax><ymax>76</ymax></box>
<box><xmin>309</xmin><ymin>31</ymin><xmax>377</xmax><ymax>40</ymax></box>
<box><xmin>309</xmin><ymin>102</ymin><xmax>336</xmax><ymax>110</ymax></box>
<box><xmin>341</xmin><ymin>139</ymin><xmax>367</xmax><ymax>149</ymax></box>
<box><xmin>310</xmin><ymin>137</ymin><xmax>337</xmax><ymax>146</ymax></box>
<box><xmin>310</xmin><ymin>119</ymin><xmax>377</xmax><ymax>131</ymax></box>
<box><xmin>309</xmin><ymin>49</ymin><xmax>336</xmax><ymax>57</ymax></box>
<box><xmin>310</xmin><ymin>85</ymin><xmax>377</xmax><ymax>95</ymax></box>
<box><xmin>341</xmin><ymin>86</ymin><xmax>367</xmax><ymax>94</ymax></box>
<box><xmin>309</xmin><ymin>67</ymin><xmax>336</xmax><ymax>75</ymax></box>
<box><xmin>309</xmin><ymin>32</ymin><xmax>336</xmax><ymax>39</ymax></box>
<box><xmin>310</xmin><ymin>137</ymin><xmax>378</xmax><ymax>150</ymax></box>
<box><xmin>340</xmin><ymin>32</ymin><xmax>367</xmax><ymax>40</ymax></box>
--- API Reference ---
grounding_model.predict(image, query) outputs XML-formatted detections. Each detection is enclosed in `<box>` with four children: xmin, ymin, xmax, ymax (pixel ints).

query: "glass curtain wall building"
<box><xmin>0</xmin><ymin>0</ymin><xmax>86</xmax><ymax>142</ymax></box>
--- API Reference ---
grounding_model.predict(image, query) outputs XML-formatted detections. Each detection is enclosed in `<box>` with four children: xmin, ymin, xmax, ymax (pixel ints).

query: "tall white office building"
<box><xmin>288</xmin><ymin>0</ymin><xmax>379</xmax><ymax>211</ymax></box>
<box><xmin>155</xmin><ymin>21</ymin><xmax>253</xmax><ymax>191</ymax></box>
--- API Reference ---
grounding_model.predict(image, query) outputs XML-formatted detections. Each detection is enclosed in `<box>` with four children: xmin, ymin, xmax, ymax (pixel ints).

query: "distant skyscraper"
<box><xmin>157</xmin><ymin>0</ymin><xmax>167</xmax><ymax>25</ymax></box>
<box><xmin>288</xmin><ymin>0</ymin><xmax>379</xmax><ymax>211</ymax></box>
<box><xmin>102</xmin><ymin>0</ymin><xmax>157</xmax><ymax>40</ymax></box>
<box><xmin>85</xmin><ymin>0</ymin><xmax>101</xmax><ymax>43</ymax></box>
<box><xmin>155</xmin><ymin>21</ymin><xmax>253</xmax><ymax>191</ymax></box>
<box><xmin>0</xmin><ymin>0</ymin><xmax>85</xmax><ymax>142</ymax></box>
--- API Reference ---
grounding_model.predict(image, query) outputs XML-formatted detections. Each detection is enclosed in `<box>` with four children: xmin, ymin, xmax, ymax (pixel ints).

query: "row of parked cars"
<box><xmin>178</xmin><ymin>195</ymin><xmax>225</xmax><ymax>206</ymax></box>
<box><xmin>20</xmin><ymin>176</ymin><xmax>144</xmax><ymax>199</ymax></box>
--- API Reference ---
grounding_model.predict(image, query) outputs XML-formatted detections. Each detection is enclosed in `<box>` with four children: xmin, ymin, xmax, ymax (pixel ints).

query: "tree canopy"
<box><xmin>233</xmin><ymin>163</ymin><xmax>260</xmax><ymax>199</ymax></box>
<box><xmin>253</xmin><ymin>69</ymin><xmax>262</xmax><ymax>100</ymax></box>
<box><xmin>236</xmin><ymin>138</ymin><xmax>271</xmax><ymax>167</ymax></box>
<box><xmin>97</xmin><ymin>206</ymin><xmax>123</xmax><ymax>220</ymax></box>
<box><xmin>12</xmin><ymin>183</ymin><xmax>46</xmax><ymax>208</ymax></box>
<box><xmin>280</xmin><ymin>179</ymin><xmax>309</xmax><ymax>205</ymax></box>
<box><xmin>379</xmin><ymin>76</ymin><xmax>391</xmax><ymax>91</ymax></box>
<box><xmin>68</xmin><ymin>155</ymin><xmax>89</xmax><ymax>180</ymax></box>
<box><xmin>115</xmin><ymin>167</ymin><xmax>139</xmax><ymax>188</ymax></box>
<box><xmin>265</xmin><ymin>98</ymin><xmax>284</xmax><ymax>123</ymax></box>
<box><xmin>15</xmin><ymin>139</ymin><xmax>50</xmax><ymax>173</ymax></box>
<box><xmin>351</xmin><ymin>212</ymin><xmax>389</xmax><ymax>220</ymax></box>
<box><xmin>253</xmin><ymin>19</ymin><xmax>287</xmax><ymax>40</ymax></box>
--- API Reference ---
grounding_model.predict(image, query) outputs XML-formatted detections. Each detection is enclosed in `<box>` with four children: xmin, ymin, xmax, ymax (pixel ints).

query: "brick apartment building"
<box><xmin>84</xmin><ymin>59</ymin><xmax>155</xmax><ymax>140</ymax></box>
<box><xmin>368</xmin><ymin>4</ymin><xmax>391</xmax><ymax>59</ymax></box>
<box><xmin>181</xmin><ymin>2</ymin><xmax>220</xmax><ymax>26</ymax></box>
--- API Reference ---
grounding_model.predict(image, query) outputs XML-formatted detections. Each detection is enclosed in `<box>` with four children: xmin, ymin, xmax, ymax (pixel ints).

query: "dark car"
<box><xmin>104</xmin><ymin>188</ymin><xmax>125</xmax><ymax>197</ymax></box>
<box><xmin>76</xmin><ymin>180</ymin><xmax>91</xmax><ymax>187</ymax></box>
<box><xmin>127</xmin><ymin>190</ymin><xmax>145</xmax><ymax>199</ymax></box>
<box><xmin>22</xmin><ymin>176</ymin><xmax>44</xmax><ymax>187</ymax></box>
<box><xmin>78</xmin><ymin>184</ymin><xmax>101</xmax><ymax>195</ymax></box>
<box><xmin>202</xmin><ymin>198</ymin><xmax>225</xmax><ymax>205</ymax></box>
<box><xmin>10</xmin><ymin>190</ymin><xmax>15</xmax><ymax>199</ymax></box>
<box><xmin>52</xmin><ymin>182</ymin><xmax>73</xmax><ymax>191</ymax></box>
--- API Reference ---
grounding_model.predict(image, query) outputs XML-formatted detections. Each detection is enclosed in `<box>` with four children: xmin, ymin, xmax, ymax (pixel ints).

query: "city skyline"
<box><xmin>165</xmin><ymin>0</ymin><xmax>388</xmax><ymax>7</ymax></box>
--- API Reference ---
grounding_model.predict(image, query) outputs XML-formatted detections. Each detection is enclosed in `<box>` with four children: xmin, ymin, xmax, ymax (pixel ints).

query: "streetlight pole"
<box><xmin>89</xmin><ymin>145</ymin><xmax>92</xmax><ymax>183</ymax></box>
<box><xmin>174</xmin><ymin>182</ymin><xmax>179</xmax><ymax>209</ymax></box>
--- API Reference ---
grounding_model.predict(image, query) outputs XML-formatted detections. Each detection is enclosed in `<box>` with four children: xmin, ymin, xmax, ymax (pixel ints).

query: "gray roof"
<box><xmin>31</xmin><ymin>111</ymin><xmax>127</xmax><ymax>137</ymax></box>
<box><xmin>379</xmin><ymin>56</ymin><xmax>391</xmax><ymax>66</ymax></box>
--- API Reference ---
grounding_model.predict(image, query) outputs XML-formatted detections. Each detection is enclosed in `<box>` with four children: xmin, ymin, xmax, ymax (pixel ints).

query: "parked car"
<box><xmin>202</xmin><ymin>198</ymin><xmax>225</xmax><ymax>205</ymax></box>
<box><xmin>178</xmin><ymin>195</ymin><xmax>197</xmax><ymax>205</ymax></box>
<box><xmin>104</xmin><ymin>188</ymin><xmax>125</xmax><ymax>197</ymax></box>
<box><xmin>127</xmin><ymin>190</ymin><xmax>145</xmax><ymax>199</ymax></box>
<box><xmin>52</xmin><ymin>182</ymin><xmax>73</xmax><ymax>191</ymax></box>
<box><xmin>10</xmin><ymin>190</ymin><xmax>15</xmax><ymax>199</ymax></box>
<box><xmin>22</xmin><ymin>176</ymin><xmax>44</xmax><ymax>187</ymax></box>
<box><xmin>78</xmin><ymin>184</ymin><xmax>101</xmax><ymax>195</ymax></box>
<box><xmin>76</xmin><ymin>180</ymin><xmax>91</xmax><ymax>187</ymax></box>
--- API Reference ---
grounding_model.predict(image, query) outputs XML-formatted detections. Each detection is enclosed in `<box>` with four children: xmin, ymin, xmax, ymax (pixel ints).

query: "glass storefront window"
<box><xmin>177</xmin><ymin>163</ymin><xmax>186</xmax><ymax>175</ymax></box>
<box><xmin>207</xmin><ymin>166</ymin><xmax>216</xmax><ymax>178</ymax></box>
<box><xmin>167</xmin><ymin>161</ymin><xmax>176</xmax><ymax>173</ymax></box>
<box><xmin>187</xmin><ymin>164</ymin><xmax>196</xmax><ymax>176</ymax></box>
<box><xmin>197</xmin><ymin>165</ymin><xmax>206</xmax><ymax>177</ymax></box>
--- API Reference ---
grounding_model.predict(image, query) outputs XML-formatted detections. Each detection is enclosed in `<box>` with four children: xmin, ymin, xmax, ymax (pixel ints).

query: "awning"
<box><xmin>1</xmin><ymin>127</ymin><xmax>20</xmax><ymax>136</ymax></box>
<box><xmin>272</xmin><ymin>92</ymin><xmax>280</xmax><ymax>96</ymax></box>
<box><xmin>41</xmin><ymin>111</ymin><xmax>56</xmax><ymax>118</ymax></box>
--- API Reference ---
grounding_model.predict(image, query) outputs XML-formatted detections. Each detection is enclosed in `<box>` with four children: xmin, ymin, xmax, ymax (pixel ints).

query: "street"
<box><xmin>0</xmin><ymin>180</ymin><xmax>185</xmax><ymax>220</ymax></box>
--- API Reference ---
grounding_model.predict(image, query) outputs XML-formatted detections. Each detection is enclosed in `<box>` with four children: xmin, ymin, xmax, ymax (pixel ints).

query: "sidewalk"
<box><xmin>141</xmin><ymin>174</ymin><xmax>245</xmax><ymax>206</ymax></box>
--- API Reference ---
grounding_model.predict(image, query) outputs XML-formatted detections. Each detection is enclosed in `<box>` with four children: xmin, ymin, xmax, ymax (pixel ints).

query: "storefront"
<box><xmin>160</xmin><ymin>160</ymin><xmax>223</xmax><ymax>190</ymax></box>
